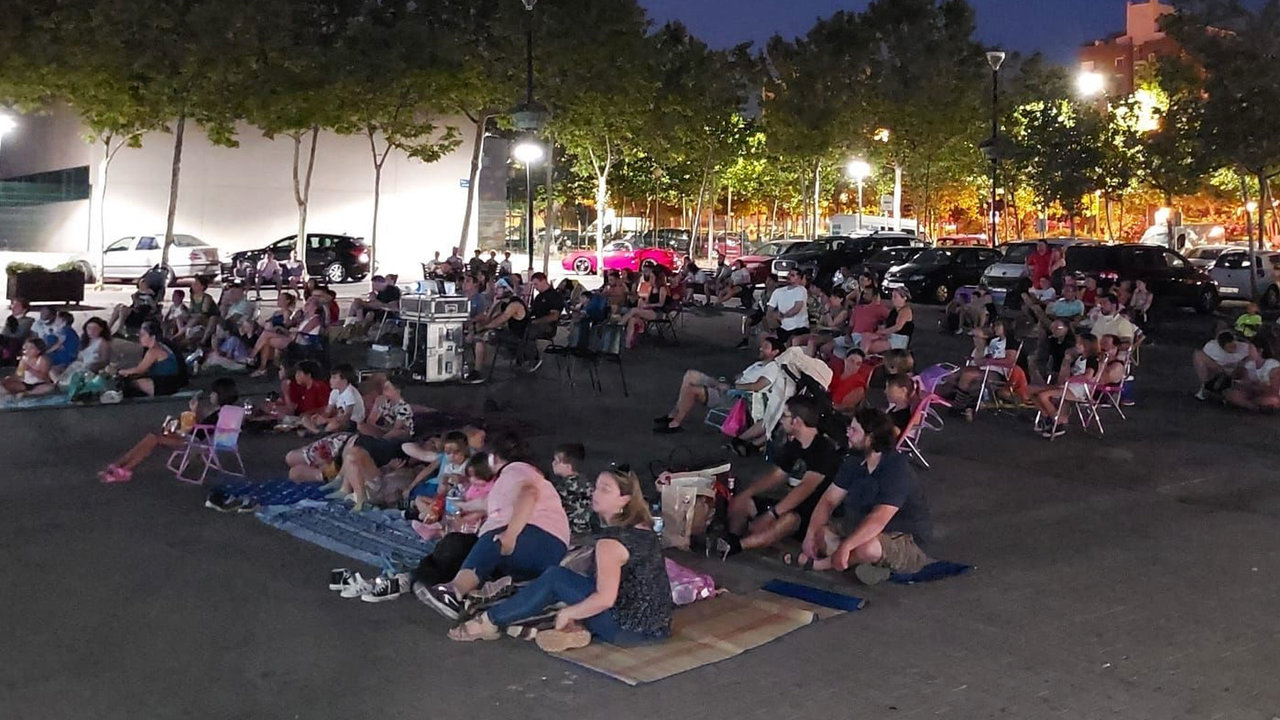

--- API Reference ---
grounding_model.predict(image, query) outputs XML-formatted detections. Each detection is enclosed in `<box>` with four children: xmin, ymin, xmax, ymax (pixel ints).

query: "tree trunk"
<box><xmin>91</xmin><ymin>136</ymin><xmax>129</xmax><ymax>289</ymax></box>
<box><xmin>770</xmin><ymin>196</ymin><xmax>779</xmax><ymax>238</ymax></box>
<box><xmin>1163</xmin><ymin>191</ymin><xmax>1175</xmax><ymax>251</ymax></box>
<box><xmin>892</xmin><ymin>164</ymin><xmax>903</xmax><ymax>232</ymax></box>
<box><xmin>812</xmin><ymin>161</ymin><xmax>821</xmax><ymax>239</ymax></box>
<box><xmin>1257</xmin><ymin>171</ymin><xmax>1270</xmax><ymax>251</ymax></box>
<box><xmin>367</xmin><ymin>128</ymin><xmax>387</xmax><ymax>274</ymax></box>
<box><xmin>594</xmin><ymin>166</ymin><xmax>609</xmax><ymax>277</ymax></box>
<box><xmin>690</xmin><ymin>160</ymin><xmax>711</xmax><ymax>257</ymax></box>
<box><xmin>294</xmin><ymin>126</ymin><xmax>319</xmax><ymax>279</ymax></box>
<box><xmin>1104</xmin><ymin>196</ymin><xmax>1114</xmax><ymax>241</ymax></box>
<box><xmin>457</xmin><ymin>114</ymin><xmax>489</xmax><ymax>258</ymax></box>
<box><xmin>159</xmin><ymin>113</ymin><xmax>186</xmax><ymax>288</ymax></box>
<box><xmin>1068</xmin><ymin>211</ymin><xmax>1076</xmax><ymax>239</ymax></box>
<box><xmin>542</xmin><ymin>148</ymin><xmax>555</xmax><ymax>275</ymax></box>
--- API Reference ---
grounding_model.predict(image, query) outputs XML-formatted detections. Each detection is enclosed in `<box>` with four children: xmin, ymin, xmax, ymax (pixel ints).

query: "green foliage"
<box><xmin>5</xmin><ymin>262</ymin><xmax>48</xmax><ymax>275</ymax></box>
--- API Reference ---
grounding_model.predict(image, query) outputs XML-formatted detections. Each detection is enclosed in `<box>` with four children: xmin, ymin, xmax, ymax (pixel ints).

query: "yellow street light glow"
<box><xmin>1247</xmin><ymin>201</ymin><xmax>1259</xmax><ymax>213</ymax></box>
<box><xmin>846</xmin><ymin>159</ymin><xmax>871</xmax><ymax>180</ymax></box>
<box><xmin>0</xmin><ymin>114</ymin><xmax>16</xmax><ymax>137</ymax></box>
<box><xmin>511</xmin><ymin>139</ymin><xmax>544</xmax><ymax>165</ymax></box>
<box><xmin>1077</xmin><ymin>71</ymin><xmax>1106</xmax><ymax>98</ymax></box>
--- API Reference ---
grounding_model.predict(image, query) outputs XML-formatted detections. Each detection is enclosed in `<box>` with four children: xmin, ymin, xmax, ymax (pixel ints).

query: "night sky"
<box><xmin>638</xmin><ymin>0</ymin><xmax>1136</xmax><ymax>63</ymax></box>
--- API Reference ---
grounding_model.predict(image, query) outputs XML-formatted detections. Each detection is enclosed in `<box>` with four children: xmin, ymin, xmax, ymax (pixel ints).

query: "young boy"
<box><xmin>405</xmin><ymin>431</ymin><xmax>471</xmax><ymax>520</ymax></box>
<box><xmin>1235</xmin><ymin>301</ymin><xmax>1263</xmax><ymax>344</ymax></box>
<box><xmin>551</xmin><ymin>442</ymin><xmax>595</xmax><ymax>537</ymax></box>
<box><xmin>883</xmin><ymin>373</ymin><xmax>916</xmax><ymax>435</ymax></box>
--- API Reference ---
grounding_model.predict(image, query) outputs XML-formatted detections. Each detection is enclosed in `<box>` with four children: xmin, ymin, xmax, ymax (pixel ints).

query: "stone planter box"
<box><xmin>6</xmin><ymin>270</ymin><xmax>85</xmax><ymax>304</ymax></box>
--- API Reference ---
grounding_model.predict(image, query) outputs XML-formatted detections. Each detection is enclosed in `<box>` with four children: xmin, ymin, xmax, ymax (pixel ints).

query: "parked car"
<box><xmin>223</xmin><ymin>233</ymin><xmax>370</xmax><ymax>284</ymax></box>
<box><xmin>981</xmin><ymin>237</ymin><xmax>1101</xmax><ymax>293</ymax></box>
<box><xmin>560</xmin><ymin>238</ymin><xmax>682</xmax><ymax>274</ymax></box>
<box><xmin>1063</xmin><ymin>244</ymin><xmax>1218</xmax><ymax>313</ymax></box>
<box><xmin>102</xmin><ymin>233</ymin><xmax>221</xmax><ymax>283</ymax></box>
<box><xmin>882</xmin><ymin>246</ymin><xmax>1004</xmax><ymax>303</ymax></box>
<box><xmin>738</xmin><ymin>240</ymin><xmax>810</xmax><ymax>285</ymax></box>
<box><xmin>771</xmin><ymin>232</ymin><xmax>915</xmax><ymax>285</ymax></box>
<box><xmin>1183</xmin><ymin>244</ymin><xmax>1245</xmax><ymax>270</ymax></box>
<box><xmin>859</xmin><ymin>246</ymin><xmax>926</xmax><ymax>281</ymax></box>
<box><xmin>1206</xmin><ymin>248</ymin><xmax>1280</xmax><ymax>307</ymax></box>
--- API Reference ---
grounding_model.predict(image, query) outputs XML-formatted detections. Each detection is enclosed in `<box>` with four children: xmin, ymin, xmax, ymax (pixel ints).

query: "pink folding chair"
<box><xmin>897</xmin><ymin>390</ymin><xmax>951</xmax><ymax>469</ymax></box>
<box><xmin>167</xmin><ymin>405</ymin><xmax>247</xmax><ymax>484</ymax></box>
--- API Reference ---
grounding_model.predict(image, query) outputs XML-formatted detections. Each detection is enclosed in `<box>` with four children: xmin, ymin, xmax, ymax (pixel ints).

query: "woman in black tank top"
<box><xmin>861</xmin><ymin>288</ymin><xmax>915</xmax><ymax>355</ymax></box>
<box><xmin>621</xmin><ymin>267</ymin><xmax>670</xmax><ymax>349</ymax></box>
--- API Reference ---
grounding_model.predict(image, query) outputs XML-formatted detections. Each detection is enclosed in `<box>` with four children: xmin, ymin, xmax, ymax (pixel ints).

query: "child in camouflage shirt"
<box><xmin>551</xmin><ymin>443</ymin><xmax>596</xmax><ymax>538</ymax></box>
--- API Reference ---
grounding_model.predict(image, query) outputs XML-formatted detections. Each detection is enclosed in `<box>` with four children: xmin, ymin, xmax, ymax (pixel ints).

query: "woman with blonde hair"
<box><xmin>447</xmin><ymin>468</ymin><xmax>673</xmax><ymax>651</ymax></box>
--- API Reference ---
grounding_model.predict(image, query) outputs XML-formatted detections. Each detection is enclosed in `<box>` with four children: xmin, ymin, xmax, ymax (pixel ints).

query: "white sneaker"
<box><xmin>100</xmin><ymin>390</ymin><xmax>123</xmax><ymax>404</ymax></box>
<box><xmin>361</xmin><ymin>574</ymin><xmax>407</xmax><ymax>603</ymax></box>
<box><xmin>1194</xmin><ymin>388</ymin><xmax>1208</xmax><ymax>401</ymax></box>
<box><xmin>339</xmin><ymin>573</ymin><xmax>374</xmax><ymax>599</ymax></box>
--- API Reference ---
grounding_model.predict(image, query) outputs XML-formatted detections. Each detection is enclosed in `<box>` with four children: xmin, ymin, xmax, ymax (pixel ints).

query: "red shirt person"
<box><xmin>282</xmin><ymin>360</ymin><xmax>331</xmax><ymax>416</ymax></box>
<box><xmin>1026</xmin><ymin>240</ymin><xmax>1053</xmax><ymax>285</ymax></box>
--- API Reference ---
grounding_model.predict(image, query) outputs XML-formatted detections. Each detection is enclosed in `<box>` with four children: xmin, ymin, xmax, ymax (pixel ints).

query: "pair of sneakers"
<box><xmin>329</xmin><ymin>568</ymin><xmax>408</xmax><ymax>603</ymax></box>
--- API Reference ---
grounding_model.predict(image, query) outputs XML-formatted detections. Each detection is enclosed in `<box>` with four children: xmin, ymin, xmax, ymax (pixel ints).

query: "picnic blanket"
<box><xmin>0</xmin><ymin>388</ymin><xmax>198</xmax><ymax>412</ymax></box>
<box><xmin>548</xmin><ymin>591</ymin><xmax>844</xmax><ymax>685</ymax></box>
<box><xmin>215</xmin><ymin>479</ymin><xmax>331</xmax><ymax>506</ymax></box>
<box><xmin>256</xmin><ymin>501</ymin><xmax>435</xmax><ymax>572</ymax></box>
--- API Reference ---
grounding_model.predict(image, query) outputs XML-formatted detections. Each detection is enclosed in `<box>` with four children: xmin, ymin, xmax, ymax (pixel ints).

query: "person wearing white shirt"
<box><xmin>1225</xmin><ymin>340</ymin><xmax>1280</xmax><ymax>411</ymax></box>
<box><xmin>1029</xmin><ymin>276</ymin><xmax>1057</xmax><ymax>303</ymax></box>
<box><xmin>654</xmin><ymin>336</ymin><xmax>784</xmax><ymax>433</ymax></box>
<box><xmin>1194</xmin><ymin>331</ymin><xmax>1251</xmax><ymax>400</ymax></box>
<box><xmin>1087</xmin><ymin>294</ymin><xmax>1137</xmax><ymax>344</ymax></box>
<box><xmin>767</xmin><ymin>270</ymin><xmax>810</xmax><ymax>342</ymax></box>
<box><xmin>302</xmin><ymin>364</ymin><xmax>367</xmax><ymax>433</ymax></box>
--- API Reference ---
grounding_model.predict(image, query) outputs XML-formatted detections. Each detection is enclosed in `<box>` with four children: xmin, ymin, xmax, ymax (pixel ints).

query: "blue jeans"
<box><xmin>487</xmin><ymin>566</ymin><xmax>649</xmax><ymax>643</ymax></box>
<box><xmin>461</xmin><ymin>525</ymin><xmax>567</xmax><ymax>584</ymax></box>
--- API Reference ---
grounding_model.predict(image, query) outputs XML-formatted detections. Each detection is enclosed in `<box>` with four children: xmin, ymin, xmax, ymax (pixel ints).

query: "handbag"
<box><xmin>719</xmin><ymin>398</ymin><xmax>749</xmax><ymax>437</ymax></box>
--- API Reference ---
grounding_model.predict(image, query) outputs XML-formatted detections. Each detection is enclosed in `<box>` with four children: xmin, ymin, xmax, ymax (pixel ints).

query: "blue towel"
<box><xmin>256</xmin><ymin>502</ymin><xmax>435</xmax><ymax>572</ymax></box>
<box><xmin>889</xmin><ymin>560</ymin><xmax>972</xmax><ymax>585</ymax></box>
<box><xmin>761</xmin><ymin>580</ymin><xmax>865</xmax><ymax>612</ymax></box>
<box><xmin>215</xmin><ymin>479</ymin><xmax>331</xmax><ymax>506</ymax></box>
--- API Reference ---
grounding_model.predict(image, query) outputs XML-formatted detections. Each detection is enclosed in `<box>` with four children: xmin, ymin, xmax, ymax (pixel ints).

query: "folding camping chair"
<box><xmin>1034</xmin><ymin>375</ymin><xmax>1105</xmax><ymax>441</ymax></box>
<box><xmin>167</xmin><ymin>405</ymin><xmax>247</xmax><ymax>484</ymax></box>
<box><xmin>1081</xmin><ymin>352</ymin><xmax>1134</xmax><ymax>432</ymax></box>
<box><xmin>898</xmin><ymin>386</ymin><xmax>952</xmax><ymax>468</ymax></box>
<box><xmin>974</xmin><ymin>341</ymin><xmax>1024</xmax><ymax>416</ymax></box>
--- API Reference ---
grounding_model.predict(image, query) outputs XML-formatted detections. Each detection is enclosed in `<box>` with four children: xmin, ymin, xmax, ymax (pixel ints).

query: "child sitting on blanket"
<box><xmin>411</xmin><ymin>453</ymin><xmax>495</xmax><ymax>541</ymax></box>
<box><xmin>403</xmin><ymin>431</ymin><xmax>470</xmax><ymax>519</ymax></box>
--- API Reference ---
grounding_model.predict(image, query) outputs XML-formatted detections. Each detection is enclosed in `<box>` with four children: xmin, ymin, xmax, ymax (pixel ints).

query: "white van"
<box><xmin>981</xmin><ymin>237</ymin><xmax>1100</xmax><ymax>297</ymax></box>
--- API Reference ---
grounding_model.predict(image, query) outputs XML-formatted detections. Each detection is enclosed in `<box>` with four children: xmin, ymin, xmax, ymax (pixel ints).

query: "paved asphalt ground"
<box><xmin>4</xmin><ymin>287</ymin><xmax>1280</xmax><ymax>719</ymax></box>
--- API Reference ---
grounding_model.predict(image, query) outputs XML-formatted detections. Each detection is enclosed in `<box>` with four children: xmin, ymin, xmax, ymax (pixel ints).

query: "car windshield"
<box><xmin>789</xmin><ymin>242</ymin><xmax>824</xmax><ymax>253</ymax></box>
<box><xmin>1186</xmin><ymin>247</ymin><xmax>1226</xmax><ymax>260</ymax></box>
<box><xmin>1066</xmin><ymin>246</ymin><xmax>1112</xmax><ymax>271</ymax></box>
<box><xmin>871</xmin><ymin>248</ymin><xmax>914</xmax><ymax>263</ymax></box>
<box><xmin>913</xmin><ymin>249</ymin><xmax>952</xmax><ymax>266</ymax></box>
<box><xmin>752</xmin><ymin>243</ymin><xmax>792</xmax><ymax>257</ymax></box>
<box><xmin>172</xmin><ymin>235</ymin><xmax>206</xmax><ymax>248</ymax></box>
<box><xmin>1000</xmin><ymin>244</ymin><xmax>1037</xmax><ymax>263</ymax></box>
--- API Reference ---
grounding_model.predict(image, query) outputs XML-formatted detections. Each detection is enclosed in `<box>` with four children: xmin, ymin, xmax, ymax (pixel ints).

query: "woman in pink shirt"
<box><xmin>417</xmin><ymin>431</ymin><xmax>570</xmax><ymax>620</ymax></box>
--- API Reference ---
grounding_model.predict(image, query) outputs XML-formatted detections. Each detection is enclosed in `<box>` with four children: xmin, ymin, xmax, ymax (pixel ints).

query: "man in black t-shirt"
<box><xmin>527</xmin><ymin>272</ymin><xmax>563</xmax><ymax>342</ymax></box>
<box><xmin>717</xmin><ymin>395</ymin><xmax>843</xmax><ymax>557</ymax></box>
<box><xmin>347</xmin><ymin>275</ymin><xmax>402</xmax><ymax>335</ymax></box>
<box><xmin>804</xmin><ymin>407</ymin><xmax>932</xmax><ymax>584</ymax></box>
<box><xmin>467</xmin><ymin>249</ymin><xmax>486</xmax><ymax>276</ymax></box>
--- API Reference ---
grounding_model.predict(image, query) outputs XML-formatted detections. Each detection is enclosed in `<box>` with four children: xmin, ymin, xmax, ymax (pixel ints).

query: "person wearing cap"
<box><xmin>464</xmin><ymin>278</ymin><xmax>528</xmax><ymax>383</ymax></box>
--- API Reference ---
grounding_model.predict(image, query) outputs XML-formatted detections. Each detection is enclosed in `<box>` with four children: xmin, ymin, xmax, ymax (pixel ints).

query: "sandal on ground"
<box><xmin>782</xmin><ymin>552</ymin><xmax>815</xmax><ymax>571</ymax></box>
<box><xmin>98</xmin><ymin>465</ymin><xmax>132</xmax><ymax>484</ymax></box>
<box><xmin>447</xmin><ymin>616</ymin><xmax>501</xmax><ymax>642</ymax></box>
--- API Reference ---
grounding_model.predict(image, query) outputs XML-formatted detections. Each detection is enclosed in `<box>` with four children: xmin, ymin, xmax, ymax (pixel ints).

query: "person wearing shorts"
<box><xmin>286</xmin><ymin>432</ymin><xmax>355</xmax><ymax>482</ymax></box>
<box><xmin>653</xmin><ymin>335</ymin><xmax>783</xmax><ymax>434</ymax></box>
<box><xmin>800</xmin><ymin>407</ymin><xmax>933</xmax><ymax>584</ymax></box>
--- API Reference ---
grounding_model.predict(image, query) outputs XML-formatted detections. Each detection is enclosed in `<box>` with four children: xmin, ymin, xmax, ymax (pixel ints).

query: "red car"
<box><xmin>737</xmin><ymin>239</ymin><xmax>810</xmax><ymax>284</ymax></box>
<box><xmin>561</xmin><ymin>239</ymin><xmax>682</xmax><ymax>274</ymax></box>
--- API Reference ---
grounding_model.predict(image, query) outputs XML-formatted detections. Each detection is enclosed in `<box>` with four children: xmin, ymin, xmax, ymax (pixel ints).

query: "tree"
<box><xmin>1012</xmin><ymin>98</ymin><xmax>1108</xmax><ymax>236</ymax></box>
<box><xmin>861</xmin><ymin>0</ymin><xmax>987</xmax><ymax>234</ymax></box>
<box><xmin>336</xmin><ymin>0</ymin><xmax>462</xmax><ymax>272</ymax></box>
<box><xmin>542</xmin><ymin>0</ymin><xmax>656</xmax><ymax>270</ymax></box>
<box><xmin>1166</xmin><ymin>0</ymin><xmax>1280</xmax><ymax>267</ymax></box>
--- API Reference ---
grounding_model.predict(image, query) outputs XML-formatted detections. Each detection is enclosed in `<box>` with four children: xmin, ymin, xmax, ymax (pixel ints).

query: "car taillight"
<box><xmin>189</xmin><ymin>251</ymin><xmax>203</xmax><ymax>262</ymax></box>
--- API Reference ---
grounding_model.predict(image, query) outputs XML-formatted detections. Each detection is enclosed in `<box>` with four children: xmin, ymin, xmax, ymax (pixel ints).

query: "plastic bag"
<box><xmin>719</xmin><ymin>398</ymin><xmax>749</xmax><ymax>437</ymax></box>
<box><xmin>665</xmin><ymin>558</ymin><xmax>716</xmax><ymax>606</ymax></box>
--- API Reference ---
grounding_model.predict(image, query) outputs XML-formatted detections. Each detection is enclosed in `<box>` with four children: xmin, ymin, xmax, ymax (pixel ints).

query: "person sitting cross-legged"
<box><xmin>716</xmin><ymin>395</ymin><xmax>843</xmax><ymax>558</ymax></box>
<box><xmin>799</xmin><ymin>407</ymin><xmax>933</xmax><ymax>584</ymax></box>
<box><xmin>445</xmin><ymin>467</ymin><xmax>672</xmax><ymax>652</ymax></box>
<box><xmin>1225</xmin><ymin>338</ymin><xmax>1280</xmax><ymax>411</ymax></box>
<box><xmin>653</xmin><ymin>335</ymin><xmax>784</xmax><ymax>434</ymax></box>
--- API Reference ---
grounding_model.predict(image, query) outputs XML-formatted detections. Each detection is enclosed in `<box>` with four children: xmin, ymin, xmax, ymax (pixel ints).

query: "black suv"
<box><xmin>772</xmin><ymin>232</ymin><xmax>914</xmax><ymax>285</ymax></box>
<box><xmin>860</xmin><ymin>246</ymin><xmax>926</xmax><ymax>281</ymax></box>
<box><xmin>882</xmin><ymin>246</ymin><xmax>1004</xmax><ymax>303</ymax></box>
<box><xmin>223</xmin><ymin>233</ymin><xmax>370</xmax><ymax>284</ymax></box>
<box><xmin>1064</xmin><ymin>244</ymin><xmax>1218</xmax><ymax>313</ymax></box>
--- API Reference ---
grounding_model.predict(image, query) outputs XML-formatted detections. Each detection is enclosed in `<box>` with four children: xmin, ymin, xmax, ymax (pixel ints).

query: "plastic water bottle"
<box><xmin>651</xmin><ymin>501</ymin><xmax>664</xmax><ymax>535</ymax></box>
<box><xmin>444</xmin><ymin>484</ymin><xmax>463</xmax><ymax>517</ymax></box>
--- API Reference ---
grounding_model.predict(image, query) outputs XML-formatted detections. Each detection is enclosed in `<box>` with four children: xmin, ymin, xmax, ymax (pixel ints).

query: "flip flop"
<box><xmin>782</xmin><ymin>552</ymin><xmax>815</xmax><ymax>571</ymax></box>
<box><xmin>447</xmin><ymin>619</ymin><xmax>500</xmax><ymax>642</ymax></box>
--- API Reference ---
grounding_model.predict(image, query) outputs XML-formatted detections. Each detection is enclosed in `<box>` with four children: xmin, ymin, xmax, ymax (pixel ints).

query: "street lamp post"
<box><xmin>512</xmin><ymin>139</ymin><xmax>545</xmax><ymax>276</ymax></box>
<box><xmin>984</xmin><ymin>51</ymin><xmax>1006</xmax><ymax>249</ymax></box>
<box><xmin>845</xmin><ymin>159</ymin><xmax>871</xmax><ymax>232</ymax></box>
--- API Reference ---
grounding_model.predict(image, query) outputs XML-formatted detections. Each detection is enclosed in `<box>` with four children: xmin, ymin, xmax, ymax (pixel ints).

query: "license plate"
<box><xmin>1220</xmin><ymin>287</ymin><xmax>1240</xmax><ymax>295</ymax></box>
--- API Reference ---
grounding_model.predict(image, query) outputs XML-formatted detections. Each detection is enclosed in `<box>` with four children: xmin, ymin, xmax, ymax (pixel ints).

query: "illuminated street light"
<box><xmin>511</xmin><ymin>137</ymin><xmax>545</xmax><ymax>274</ymax></box>
<box><xmin>984</xmin><ymin>50</ymin><xmax>1006</xmax><ymax>247</ymax></box>
<box><xmin>846</xmin><ymin>159</ymin><xmax>872</xmax><ymax>231</ymax></box>
<box><xmin>0</xmin><ymin>113</ymin><xmax>16</xmax><ymax>170</ymax></box>
<box><xmin>1247</xmin><ymin>201</ymin><xmax>1259</xmax><ymax>213</ymax></box>
<box><xmin>1077</xmin><ymin>71</ymin><xmax>1106</xmax><ymax>98</ymax></box>
<box><xmin>873</xmin><ymin>128</ymin><xmax>891</xmax><ymax>143</ymax></box>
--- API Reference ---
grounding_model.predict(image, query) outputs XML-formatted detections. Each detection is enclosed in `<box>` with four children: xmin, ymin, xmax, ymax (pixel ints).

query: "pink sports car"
<box><xmin>561</xmin><ymin>239</ymin><xmax>682</xmax><ymax>274</ymax></box>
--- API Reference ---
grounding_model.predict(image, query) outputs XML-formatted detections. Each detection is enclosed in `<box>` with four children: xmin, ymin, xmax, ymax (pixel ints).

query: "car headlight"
<box><xmin>908</xmin><ymin>274</ymin><xmax>926</xmax><ymax>281</ymax></box>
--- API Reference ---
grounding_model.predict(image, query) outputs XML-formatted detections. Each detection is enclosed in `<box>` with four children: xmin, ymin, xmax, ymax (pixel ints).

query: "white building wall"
<box><xmin>1</xmin><ymin>106</ymin><xmax>479</xmax><ymax>280</ymax></box>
